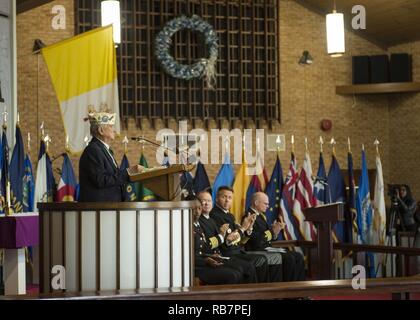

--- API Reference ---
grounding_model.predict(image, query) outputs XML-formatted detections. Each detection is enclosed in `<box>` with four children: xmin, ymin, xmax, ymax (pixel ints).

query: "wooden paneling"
<box><xmin>297</xmin><ymin>0</ymin><xmax>420</xmax><ymax>48</ymax></box>
<box><xmin>336</xmin><ymin>82</ymin><xmax>420</xmax><ymax>95</ymax></box>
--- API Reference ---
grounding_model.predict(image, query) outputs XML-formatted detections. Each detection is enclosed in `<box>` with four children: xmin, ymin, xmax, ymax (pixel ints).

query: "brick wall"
<box><xmin>17</xmin><ymin>0</ymin><xmax>415</xmax><ymax>199</ymax></box>
<box><xmin>388</xmin><ymin>41</ymin><xmax>420</xmax><ymax>198</ymax></box>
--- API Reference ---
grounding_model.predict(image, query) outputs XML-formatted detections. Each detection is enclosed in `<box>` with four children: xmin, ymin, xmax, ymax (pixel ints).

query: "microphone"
<box><xmin>131</xmin><ymin>136</ymin><xmax>181</xmax><ymax>154</ymax></box>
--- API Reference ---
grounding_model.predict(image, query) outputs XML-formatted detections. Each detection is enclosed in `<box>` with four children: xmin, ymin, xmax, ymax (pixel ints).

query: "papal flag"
<box><xmin>42</xmin><ymin>25</ymin><xmax>120</xmax><ymax>153</ymax></box>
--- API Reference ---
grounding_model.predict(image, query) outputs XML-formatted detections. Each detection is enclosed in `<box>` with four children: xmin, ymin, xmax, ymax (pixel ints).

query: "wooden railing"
<box><xmin>3</xmin><ymin>277</ymin><xmax>420</xmax><ymax>300</ymax></box>
<box><xmin>38</xmin><ymin>202</ymin><xmax>195</xmax><ymax>293</ymax></box>
<box><xmin>272</xmin><ymin>239</ymin><xmax>420</xmax><ymax>280</ymax></box>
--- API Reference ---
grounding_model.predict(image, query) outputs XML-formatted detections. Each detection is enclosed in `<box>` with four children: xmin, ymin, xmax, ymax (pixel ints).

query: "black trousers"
<box><xmin>223</xmin><ymin>256</ymin><xmax>258</xmax><ymax>283</ymax></box>
<box><xmin>281</xmin><ymin>251</ymin><xmax>305</xmax><ymax>281</ymax></box>
<box><xmin>196</xmin><ymin>265</ymin><xmax>243</xmax><ymax>285</ymax></box>
<box><xmin>223</xmin><ymin>251</ymin><xmax>270</xmax><ymax>283</ymax></box>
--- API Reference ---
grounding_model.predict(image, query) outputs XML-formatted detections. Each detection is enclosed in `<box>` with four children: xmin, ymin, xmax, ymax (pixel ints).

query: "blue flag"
<box><xmin>327</xmin><ymin>155</ymin><xmax>347</xmax><ymax>242</ymax></box>
<box><xmin>212</xmin><ymin>154</ymin><xmax>235</xmax><ymax>202</ymax></box>
<box><xmin>22</xmin><ymin>154</ymin><xmax>35</xmax><ymax>212</ymax></box>
<box><xmin>356</xmin><ymin>150</ymin><xmax>373</xmax><ymax>244</ymax></box>
<box><xmin>314</xmin><ymin>152</ymin><xmax>328</xmax><ymax>205</ymax></box>
<box><xmin>56</xmin><ymin>153</ymin><xmax>77</xmax><ymax>202</ymax></box>
<box><xmin>10</xmin><ymin>125</ymin><xmax>25</xmax><ymax>212</ymax></box>
<box><xmin>193</xmin><ymin>161</ymin><xmax>210</xmax><ymax>194</ymax></box>
<box><xmin>356</xmin><ymin>150</ymin><xmax>375</xmax><ymax>277</ymax></box>
<box><xmin>265</xmin><ymin>156</ymin><xmax>284</xmax><ymax>232</ymax></box>
<box><xmin>180</xmin><ymin>170</ymin><xmax>195</xmax><ymax>199</ymax></box>
<box><xmin>1</xmin><ymin>129</ymin><xmax>10</xmax><ymax>212</ymax></box>
<box><xmin>245</xmin><ymin>176</ymin><xmax>262</xmax><ymax>212</ymax></box>
<box><xmin>46</xmin><ymin>148</ymin><xmax>56</xmax><ymax>202</ymax></box>
<box><xmin>348</xmin><ymin>151</ymin><xmax>357</xmax><ymax>243</ymax></box>
<box><xmin>119</xmin><ymin>154</ymin><xmax>137</xmax><ymax>201</ymax></box>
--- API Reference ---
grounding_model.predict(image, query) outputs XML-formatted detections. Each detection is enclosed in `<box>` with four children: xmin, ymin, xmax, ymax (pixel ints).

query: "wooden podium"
<box><xmin>129</xmin><ymin>164</ymin><xmax>194</xmax><ymax>201</ymax></box>
<box><xmin>304</xmin><ymin>202</ymin><xmax>345</xmax><ymax>280</ymax></box>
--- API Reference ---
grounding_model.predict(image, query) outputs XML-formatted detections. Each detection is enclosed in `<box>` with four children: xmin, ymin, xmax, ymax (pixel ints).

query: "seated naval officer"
<box><xmin>192</xmin><ymin>199</ymin><xmax>244</xmax><ymax>285</ymax></box>
<box><xmin>243</xmin><ymin>192</ymin><xmax>306</xmax><ymax>281</ymax></box>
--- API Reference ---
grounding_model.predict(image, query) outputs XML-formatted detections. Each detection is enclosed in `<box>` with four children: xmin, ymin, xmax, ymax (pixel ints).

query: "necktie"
<box><xmin>108</xmin><ymin>148</ymin><xmax>117</xmax><ymax>167</ymax></box>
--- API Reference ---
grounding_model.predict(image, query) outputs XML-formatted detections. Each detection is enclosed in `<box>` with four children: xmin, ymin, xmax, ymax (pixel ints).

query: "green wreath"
<box><xmin>155</xmin><ymin>15</ymin><xmax>218</xmax><ymax>89</ymax></box>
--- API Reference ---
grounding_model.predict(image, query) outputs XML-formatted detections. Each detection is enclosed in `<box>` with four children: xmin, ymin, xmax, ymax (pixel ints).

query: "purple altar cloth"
<box><xmin>0</xmin><ymin>214</ymin><xmax>39</xmax><ymax>249</ymax></box>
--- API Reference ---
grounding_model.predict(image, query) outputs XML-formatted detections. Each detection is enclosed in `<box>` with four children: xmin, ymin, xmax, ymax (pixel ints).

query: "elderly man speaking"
<box><xmin>79</xmin><ymin>108</ymin><xmax>143</xmax><ymax>202</ymax></box>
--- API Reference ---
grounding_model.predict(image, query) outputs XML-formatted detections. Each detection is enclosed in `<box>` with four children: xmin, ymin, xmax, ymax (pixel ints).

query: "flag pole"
<box><xmin>2</xmin><ymin>106</ymin><xmax>13</xmax><ymax>215</ymax></box>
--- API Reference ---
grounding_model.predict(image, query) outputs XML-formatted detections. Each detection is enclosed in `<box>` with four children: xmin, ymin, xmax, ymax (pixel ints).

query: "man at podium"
<box><xmin>79</xmin><ymin>109</ymin><xmax>144</xmax><ymax>202</ymax></box>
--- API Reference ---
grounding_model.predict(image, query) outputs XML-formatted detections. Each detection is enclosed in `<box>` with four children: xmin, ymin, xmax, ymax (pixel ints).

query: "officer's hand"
<box><xmin>241</xmin><ymin>214</ymin><xmax>254</xmax><ymax>230</ymax></box>
<box><xmin>205</xmin><ymin>257</ymin><xmax>223</xmax><ymax>268</ymax></box>
<box><xmin>219</xmin><ymin>223</ymin><xmax>230</xmax><ymax>237</ymax></box>
<box><xmin>272</xmin><ymin>221</ymin><xmax>285</xmax><ymax>236</ymax></box>
<box><xmin>226</xmin><ymin>231</ymin><xmax>240</xmax><ymax>243</ymax></box>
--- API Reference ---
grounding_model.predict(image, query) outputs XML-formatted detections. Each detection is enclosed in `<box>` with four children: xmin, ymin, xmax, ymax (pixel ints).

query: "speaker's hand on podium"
<box><xmin>129</xmin><ymin>164</ymin><xmax>145</xmax><ymax>174</ymax></box>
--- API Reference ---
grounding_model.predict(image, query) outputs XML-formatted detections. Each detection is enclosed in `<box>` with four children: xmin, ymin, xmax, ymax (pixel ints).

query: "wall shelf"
<box><xmin>336</xmin><ymin>82</ymin><xmax>420</xmax><ymax>95</ymax></box>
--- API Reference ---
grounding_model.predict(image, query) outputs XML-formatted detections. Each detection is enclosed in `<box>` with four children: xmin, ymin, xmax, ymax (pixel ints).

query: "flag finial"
<box><xmin>347</xmin><ymin>137</ymin><xmax>351</xmax><ymax>153</ymax></box>
<box><xmin>304</xmin><ymin>137</ymin><xmax>308</xmax><ymax>153</ymax></box>
<box><xmin>27</xmin><ymin>132</ymin><xmax>31</xmax><ymax>152</ymax></box>
<box><xmin>40</xmin><ymin>121</ymin><xmax>45</xmax><ymax>139</ymax></box>
<box><xmin>291</xmin><ymin>134</ymin><xmax>295</xmax><ymax>153</ymax></box>
<box><xmin>276</xmin><ymin>135</ymin><xmax>281</xmax><ymax>153</ymax></box>
<box><xmin>330</xmin><ymin>137</ymin><xmax>336</xmax><ymax>155</ymax></box>
<box><xmin>65</xmin><ymin>135</ymin><xmax>70</xmax><ymax>153</ymax></box>
<box><xmin>374</xmin><ymin>139</ymin><xmax>380</xmax><ymax>155</ymax></box>
<box><xmin>319</xmin><ymin>136</ymin><xmax>324</xmax><ymax>153</ymax></box>
<box><xmin>122</xmin><ymin>135</ymin><xmax>129</xmax><ymax>154</ymax></box>
<box><xmin>84</xmin><ymin>135</ymin><xmax>90</xmax><ymax>147</ymax></box>
<box><xmin>2</xmin><ymin>104</ymin><xmax>8</xmax><ymax>129</ymax></box>
<box><xmin>44</xmin><ymin>134</ymin><xmax>51</xmax><ymax>154</ymax></box>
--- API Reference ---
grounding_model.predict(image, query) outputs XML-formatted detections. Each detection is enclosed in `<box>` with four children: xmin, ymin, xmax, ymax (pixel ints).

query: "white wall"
<box><xmin>0</xmin><ymin>0</ymin><xmax>16</xmax><ymax>146</ymax></box>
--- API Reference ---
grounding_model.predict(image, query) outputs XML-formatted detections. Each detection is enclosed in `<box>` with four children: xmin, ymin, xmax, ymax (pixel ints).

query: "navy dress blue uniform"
<box><xmin>79</xmin><ymin>136</ymin><xmax>129</xmax><ymax>202</ymax></box>
<box><xmin>243</xmin><ymin>208</ymin><xmax>306</xmax><ymax>281</ymax></box>
<box><xmin>197</xmin><ymin>216</ymin><xmax>258</xmax><ymax>283</ymax></box>
<box><xmin>209</xmin><ymin>205</ymin><xmax>282</xmax><ymax>282</ymax></box>
<box><xmin>193</xmin><ymin>222</ymin><xmax>244</xmax><ymax>284</ymax></box>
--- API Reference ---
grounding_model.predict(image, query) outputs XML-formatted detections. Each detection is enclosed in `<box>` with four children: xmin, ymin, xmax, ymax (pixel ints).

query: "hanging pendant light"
<box><xmin>101</xmin><ymin>0</ymin><xmax>121</xmax><ymax>45</ymax></box>
<box><xmin>326</xmin><ymin>1</ymin><xmax>345</xmax><ymax>57</ymax></box>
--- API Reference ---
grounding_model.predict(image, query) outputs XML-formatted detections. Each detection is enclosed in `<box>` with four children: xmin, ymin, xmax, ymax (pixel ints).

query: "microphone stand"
<box><xmin>132</xmin><ymin>136</ymin><xmax>198</xmax><ymax>166</ymax></box>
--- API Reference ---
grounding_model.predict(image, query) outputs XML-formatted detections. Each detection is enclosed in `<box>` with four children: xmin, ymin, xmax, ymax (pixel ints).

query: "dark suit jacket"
<box><xmin>242</xmin><ymin>208</ymin><xmax>276</xmax><ymax>251</ymax></box>
<box><xmin>79</xmin><ymin>137</ymin><xmax>129</xmax><ymax>202</ymax></box>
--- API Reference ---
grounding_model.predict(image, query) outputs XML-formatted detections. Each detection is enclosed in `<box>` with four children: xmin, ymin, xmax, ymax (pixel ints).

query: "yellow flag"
<box><xmin>42</xmin><ymin>25</ymin><xmax>120</xmax><ymax>153</ymax></box>
<box><xmin>231</xmin><ymin>150</ymin><xmax>250</xmax><ymax>223</ymax></box>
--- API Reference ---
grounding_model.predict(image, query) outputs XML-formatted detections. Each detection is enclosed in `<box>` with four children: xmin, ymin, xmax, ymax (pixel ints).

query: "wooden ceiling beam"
<box><xmin>17</xmin><ymin>0</ymin><xmax>55</xmax><ymax>14</ymax></box>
